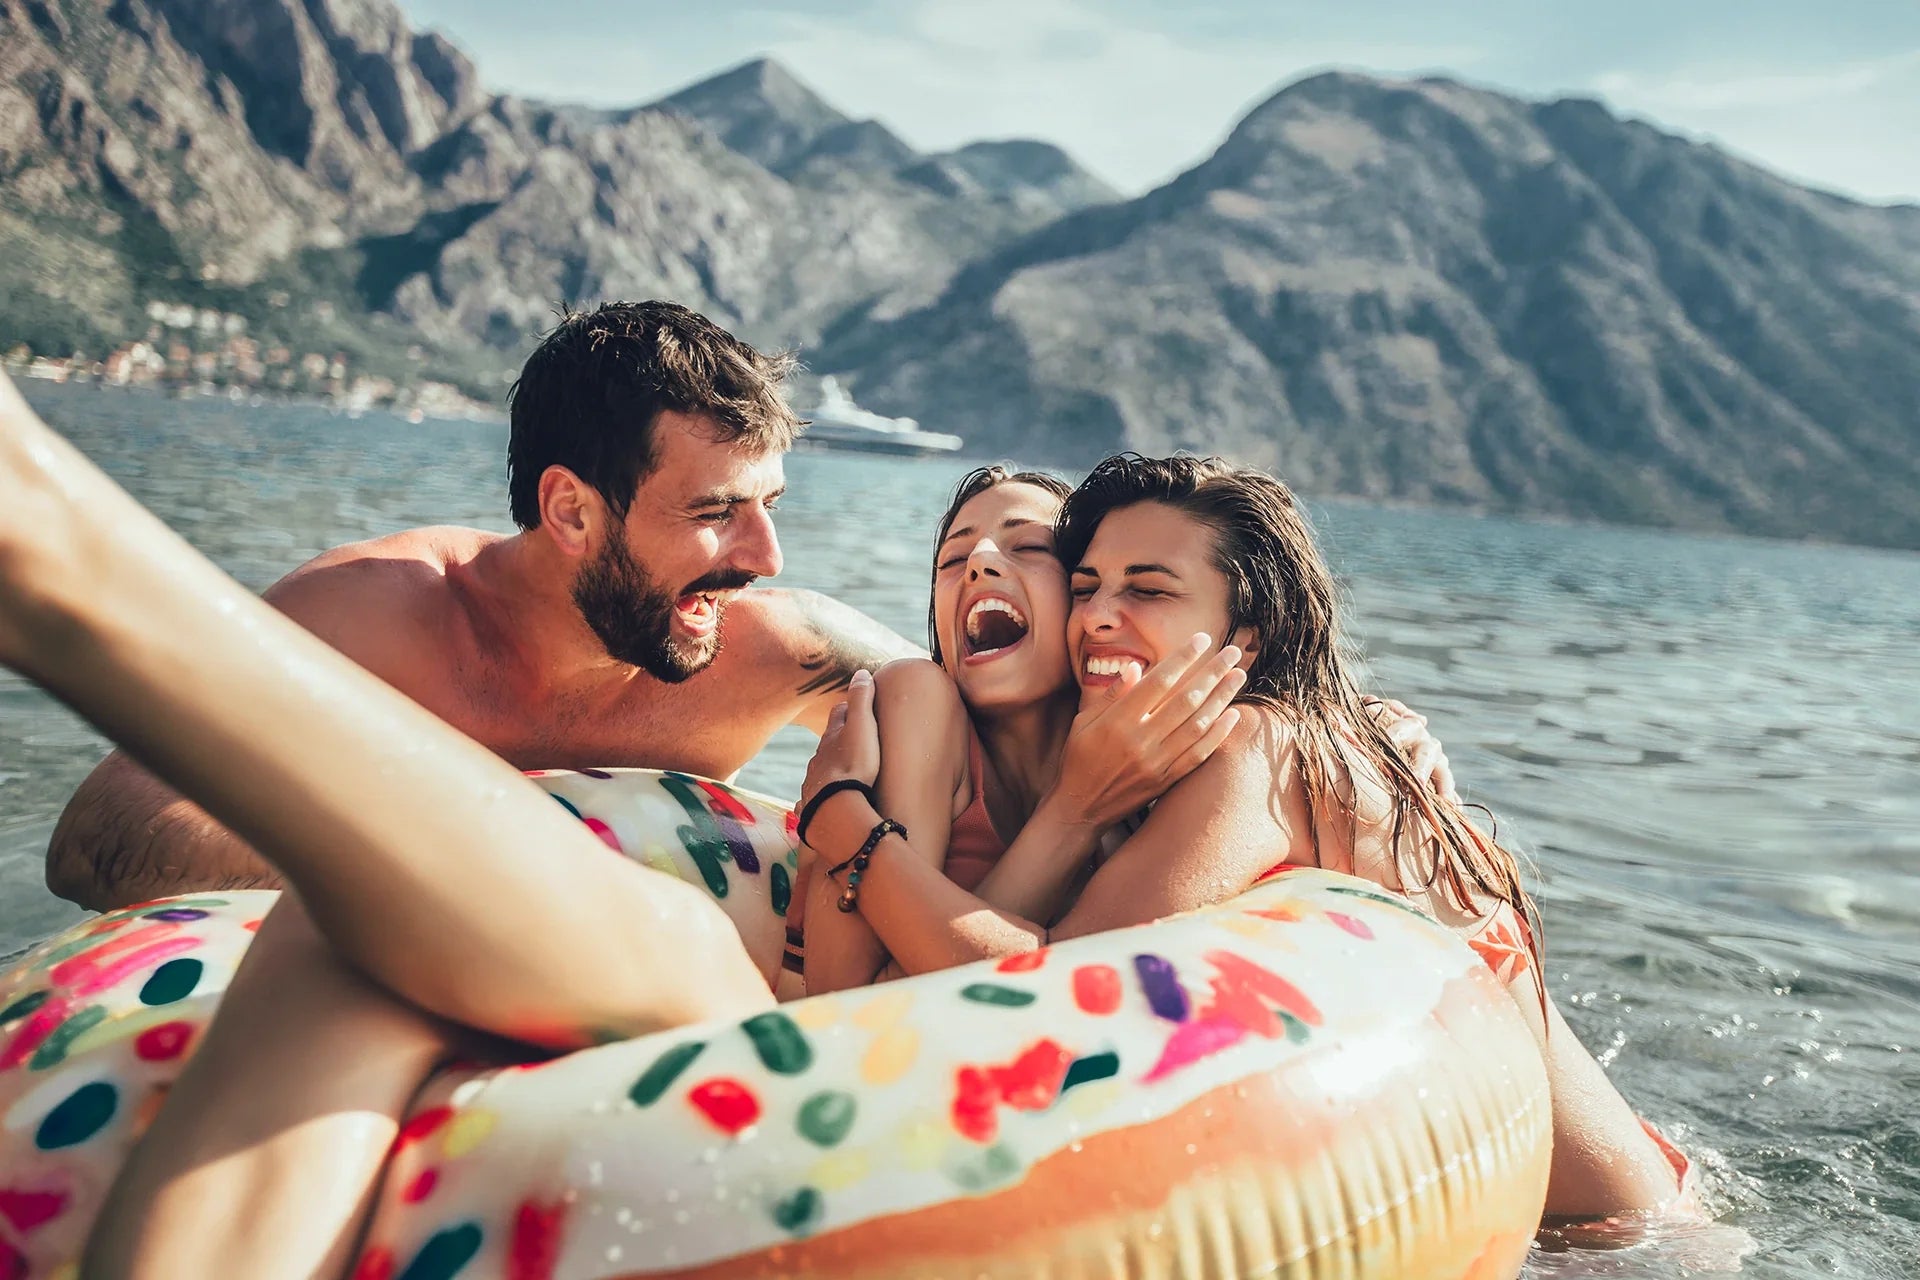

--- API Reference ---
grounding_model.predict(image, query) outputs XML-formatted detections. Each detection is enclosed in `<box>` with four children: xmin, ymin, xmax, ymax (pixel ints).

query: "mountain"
<box><xmin>817</xmin><ymin>72</ymin><xmax>1920</xmax><ymax>549</ymax></box>
<box><xmin>0</xmin><ymin>10</ymin><xmax>1112</xmax><ymax>362</ymax></box>
<box><xmin>3</xmin><ymin>2</ymin><xmax>1917</xmax><ymax>548</ymax></box>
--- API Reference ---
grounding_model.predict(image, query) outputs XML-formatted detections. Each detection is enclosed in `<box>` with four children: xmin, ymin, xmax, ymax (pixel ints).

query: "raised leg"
<box><xmin>82</xmin><ymin>898</ymin><xmax>455</xmax><ymax>1280</ymax></box>
<box><xmin>0</xmin><ymin>371</ymin><xmax>772</xmax><ymax>1048</ymax></box>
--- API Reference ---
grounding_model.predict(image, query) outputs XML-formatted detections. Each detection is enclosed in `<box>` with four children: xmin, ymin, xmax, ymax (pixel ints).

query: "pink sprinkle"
<box><xmin>1144</xmin><ymin>1015</ymin><xmax>1250</xmax><ymax>1083</ymax></box>
<box><xmin>70</xmin><ymin>937</ymin><xmax>202</xmax><ymax>999</ymax></box>
<box><xmin>1327</xmin><ymin>912</ymin><xmax>1374</xmax><ymax>940</ymax></box>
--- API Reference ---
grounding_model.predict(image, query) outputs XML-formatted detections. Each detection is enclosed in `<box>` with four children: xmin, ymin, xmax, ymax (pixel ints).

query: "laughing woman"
<box><xmin>796</xmin><ymin>454</ymin><xmax>1698</xmax><ymax>1221</ymax></box>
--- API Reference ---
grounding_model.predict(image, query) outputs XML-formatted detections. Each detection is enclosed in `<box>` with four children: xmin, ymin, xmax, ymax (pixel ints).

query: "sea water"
<box><xmin>3</xmin><ymin>383</ymin><xmax>1916</xmax><ymax>1278</ymax></box>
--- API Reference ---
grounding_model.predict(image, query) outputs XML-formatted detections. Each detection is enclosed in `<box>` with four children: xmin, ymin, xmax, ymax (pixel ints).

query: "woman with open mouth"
<box><xmin>796</xmin><ymin>454</ymin><xmax>1699</xmax><ymax>1223</ymax></box>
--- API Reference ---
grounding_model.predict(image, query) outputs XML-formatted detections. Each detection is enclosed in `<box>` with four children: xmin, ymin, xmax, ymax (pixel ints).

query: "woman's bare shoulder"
<box><xmin>873</xmin><ymin>657</ymin><xmax>966</xmax><ymax>710</ymax></box>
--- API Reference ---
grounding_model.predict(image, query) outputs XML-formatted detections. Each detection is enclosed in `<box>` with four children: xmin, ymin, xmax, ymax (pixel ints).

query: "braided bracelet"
<box><xmin>831</xmin><ymin>818</ymin><xmax>906</xmax><ymax>913</ymax></box>
<box><xmin>796</xmin><ymin>779</ymin><xmax>876</xmax><ymax>848</ymax></box>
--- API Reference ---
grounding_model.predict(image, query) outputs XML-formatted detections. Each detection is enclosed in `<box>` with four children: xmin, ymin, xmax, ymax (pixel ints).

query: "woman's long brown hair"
<box><xmin>1055</xmin><ymin>454</ymin><xmax>1545</xmax><ymax>988</ymax></box>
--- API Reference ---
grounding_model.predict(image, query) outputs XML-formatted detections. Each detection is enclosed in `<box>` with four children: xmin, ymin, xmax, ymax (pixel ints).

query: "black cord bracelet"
<box><xmin>796</xmin><ymin>779</ymin><xmax>876</xmax><ymax>848</ymax></box>
<box><xmin>832</xmin><ymin>818</ymin><xmax>906</xmax><ymax>913</ymax></box>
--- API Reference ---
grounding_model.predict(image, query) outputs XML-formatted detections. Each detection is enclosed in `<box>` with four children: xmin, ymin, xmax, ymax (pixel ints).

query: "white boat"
<box><xmin>801</xmin><ymin>377</ymin><xmax>963</xmax><ymax>457</ymax></box>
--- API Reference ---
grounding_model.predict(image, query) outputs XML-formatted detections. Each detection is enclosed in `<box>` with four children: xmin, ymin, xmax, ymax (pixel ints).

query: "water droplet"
<box><xmin>606</xmin><ymin>1245</ymin><xmax>624</xmax><ymax>1263</ymax></box>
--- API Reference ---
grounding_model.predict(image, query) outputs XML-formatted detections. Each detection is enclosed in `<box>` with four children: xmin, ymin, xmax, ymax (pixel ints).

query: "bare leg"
<box><xmin>0</xmin><ymin>371</ymin><xmax>772</xmax><ymax>1046</ymax></box>
<box><xmin>84</xmin><ymin>898</ymin><xmax>454</xmax><ymax>1280</ymax></box>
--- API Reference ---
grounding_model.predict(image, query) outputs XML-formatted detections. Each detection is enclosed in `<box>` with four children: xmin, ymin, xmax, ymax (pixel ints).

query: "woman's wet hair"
<box><xmin>1056</xmin><ymin>453</ymin><xmax>1543</xmax><ymax>978</ymax></box>
<box><xmin>927</xmin><ymin>465</ymin><xmax>1072</xmax><ymax>665</ymax></box>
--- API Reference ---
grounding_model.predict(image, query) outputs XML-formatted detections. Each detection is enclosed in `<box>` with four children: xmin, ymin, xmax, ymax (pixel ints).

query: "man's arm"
<box><xmin>772</xmin><ymin>589</ymin><xmax>924</xmax><ymax>734</ymax></box>
<box><xmin>46</xmin><ymin>751</ymin><xmax>281</xmax><ymax>908</ymax></box>
<box><xmin>44</xmin><ymin>548</ymin><xmax>426</xmax><ymax>909</ymax></box>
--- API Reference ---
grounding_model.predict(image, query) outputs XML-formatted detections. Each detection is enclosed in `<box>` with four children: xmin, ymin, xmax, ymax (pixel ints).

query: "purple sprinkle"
<box><xmin>147</xmin><ymin>908</ymin><xmax>209</xmax><ymax>922</ymax></box>
<box><xmin>1133</xmin><ymin>954</ymin><xmax>1190</xmax><ymax>1022</ymax></box>
<box><xmin>580</xmin><ymin>768</ymin><xmax>614</xmax><ymax>779</ymax></box>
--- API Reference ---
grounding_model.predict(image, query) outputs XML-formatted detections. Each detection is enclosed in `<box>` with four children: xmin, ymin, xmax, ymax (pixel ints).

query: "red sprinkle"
<box><xmin>508</xmin><ymin>1197</ymin><xmax>570</xmax><ymax>1280</ymax></box>
<box><xmin>395</xmin><ymin>1105</ymin><xmax>454</xmax><ymax>1149</ymax></box>
<box><xmin>349</xmin><ymin>1246</ymin><xmax>396</xmax><ymax>1280</ymax></box>
<box><xmin>400</xmin><ymin>1167</ymin><xmax>439</xmax><ymax>1204</ymax></box>
<box><xmin>950</xmin><ymin>1065</ymin><xmax>1000</xmax><ymax>1144</ymax></box>
<box><xmin>1072</xmin><ymin>964</ymin><xmax>1123</xmax><ymax>1015</ymax></box>
<box><xmin>0</xmin><ymin>1186</ymin><xmax>68</xmax><ymax>1233</ymax></box>
<box><xmin>133</xmin><ymin>1021</ymin><xmax>195</xmax><ymax>1062</ymax></box>
<box><xmin>687</xmin><ymin>1078</ymin><xmax>762</xmax><ymax>1135</ymax></box>
<box><xmin>996</xmin><ymin>949</ymin><xmax>1048</xmax><ymax>974</ymax></box>
<box><xmin>581</xmin><ymin>818</ymin><xmax>623</xmax><ymax>852</ymax></box>
<box><xmin>989</xmin><ymin>1038</ymin><xmax>1073</xmax><ymax>1111</ymax></box>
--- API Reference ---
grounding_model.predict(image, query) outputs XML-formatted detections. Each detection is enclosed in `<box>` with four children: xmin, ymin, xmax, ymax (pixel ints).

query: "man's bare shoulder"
<box><xmin>263</xmin><ymin>526</ymin><xmax>501</xmax><ymax>666</ymax></box>
<box><xmin>722</xmin><ymin>588</ymin><xmax>922</xmax><ymax>695</ymax></box>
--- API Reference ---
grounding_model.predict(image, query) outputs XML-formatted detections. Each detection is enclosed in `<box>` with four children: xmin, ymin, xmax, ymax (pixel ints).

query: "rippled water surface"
<box><xmin>4</xmin><ymin>384</ymin><xmax>1916</xmax><ymax>1277</ymax></box>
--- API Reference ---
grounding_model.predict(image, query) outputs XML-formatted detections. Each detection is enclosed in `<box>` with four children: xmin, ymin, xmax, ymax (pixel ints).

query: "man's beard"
<box><xmin>571</xmin><ymin>536</ymin><xmax>754</xmax><ymax>683</ymax></box>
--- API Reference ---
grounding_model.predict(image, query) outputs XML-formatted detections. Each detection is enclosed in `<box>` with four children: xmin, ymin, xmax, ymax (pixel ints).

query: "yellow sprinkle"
<box><xmin>809</xmin><ymin>1149</ymin><xmax>871</xmax><ymax>1191</ymax></box>
<box><xmin>860</xmin><ymin>1024</ymin><xmax>919</xmax><ymax>1086</ymax></box>
<box><xmin>851</xmin><ymin>988</ymin><xmax>913</xmax><ymax>1031</ymax></box>
<box><xmin>641</xmin><ymin>846</ymin><xmax>684</xmax><ymax>879</ymax></box>
<box><xmin>441</xmin><ymin>1110</ymin><xmax>497</xmax><ymax>1159</ymax></box>
<box><xmin>1216</xmin><ymin>916</ymin><xmax>1269</xmax><ymax>941</ymax></box>
<box><xmin>897</xmin><ymin>1118</ymin><xmax>947</xmax><ymax>1170</ymax></box>
<box><xmin>1064</xmin><ymin>1079</ymin><xmax>1125</xmax><ymax>1120</ymax></box>
<box><xmin>788</xmin><ymin>998</ymin><xmax>841</xmax><ymax>1030</ymax></box>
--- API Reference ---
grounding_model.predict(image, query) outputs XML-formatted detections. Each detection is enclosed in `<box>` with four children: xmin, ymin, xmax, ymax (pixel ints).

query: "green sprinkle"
<box><xmin>30</xmin><ymin>1005</ymin><xmax>107</xmax><ymax>1070</ymax></box>
<box><xmin>395</xmin><ymin>1222</ymin><xmax>483</xmax><ymax>1280</ymax></box>
<box><xmin>742</xmin><ymin>1012</ymin><xmax>813</xmax><ymax>1075</ymax></box>
<box><xmin>1060</xmin><ymin>1051</ymin><xmax>1120</xmax><ymax>1093</ymax></box>
<box><xmin>796</xmin><ymin>1091</ymin><xmax>857</xmax><ymax>1147</ymax></box>
<box><xmin>771</xmin><ymin>1186</ymin><xmax>823</xmax><ymax>1234</ymax></box>
<box><xmin>950</xmin><ymin>1142</ymin><xmax>1024</xmax><ymax>1191</ymax></box>
<box><xmin>960</xmin><ymin>983</ymin><xmax>1035</xmax><ymax>1008</ymax></box>
<box><xmin>138</xmin><ymin>957</ymin><xmax>204</xmax><ymax>1007</ymax></box>
<box><xmin>1280</xmin><ymin>1011</ymin><xmax>1313</xmax><ymax>1044</ymax></box>
<box><xmin>0</xmin><ymin>989</ymin><xmax>49</xmax><ymax>1023</ymax></box>
<box><xmin>35</xmin><ymin>1080</ymin><xmax>118</xmax><ymax>1149</ymax></box>
<box><xmin>770</xmin><ymin>863</ymin><xmax>792</xmax><ymax>916</ymax></box>
<box><xmin>629</xmin><ymin>1040</ymin><xmax>706</xmax><ymax>1107</ymax></box>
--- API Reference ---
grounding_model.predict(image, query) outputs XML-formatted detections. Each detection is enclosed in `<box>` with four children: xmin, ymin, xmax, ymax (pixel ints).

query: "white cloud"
<box><xmin>1593</xmin><ymin>47</ymin><xmax>1920</xmax><ymax>113</ymax></box>
<box><xmin>1587</xmin><ymin>48</ymin><xmax>1920</xmax><ymax>202</ymax></box>
<box><xmin>748</xmin><ymin>0</ymin><xmax>1484</xmax><ymax>191</ymax></box>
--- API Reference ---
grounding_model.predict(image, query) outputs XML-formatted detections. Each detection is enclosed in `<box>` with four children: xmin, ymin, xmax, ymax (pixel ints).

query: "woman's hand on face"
<box><xmin>800</xmin><ymin>669</ymin><xmax>882</xmax><ymax>818</ymax></box>
<box><xmin>1047</xmin><ymin>633</ymin><xmax>1246</xmax><ymax>830</ymax></box>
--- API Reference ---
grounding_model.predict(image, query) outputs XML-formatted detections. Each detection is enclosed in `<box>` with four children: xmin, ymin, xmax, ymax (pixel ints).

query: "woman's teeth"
<box><xmin>1084</xmin><ymin>655</ymin><xmax>1142</xmax><ymax>676</ymax></box>
<box><xmin>964</xmin><ymin>597</ymin><xmax>1029</xmax><ymax>655</ymax></box>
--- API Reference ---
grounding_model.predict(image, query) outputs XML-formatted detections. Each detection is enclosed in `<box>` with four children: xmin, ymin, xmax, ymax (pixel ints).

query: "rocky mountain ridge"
<box><xmin>2</xmin><ymin>0</ymin><xmax>1916</xmax><ymax>547</ymax></box>
<box><xmin>816</xmin><ymin>72</ymin><xmax>1920</xmax><ymax>548</ymax></box>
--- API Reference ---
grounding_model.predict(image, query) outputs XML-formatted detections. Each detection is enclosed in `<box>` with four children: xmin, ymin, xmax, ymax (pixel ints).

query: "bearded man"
<box><xmin>46</xmin><ymin>300</ymin><xmax>918</xmax><ymax>909</ymax></box>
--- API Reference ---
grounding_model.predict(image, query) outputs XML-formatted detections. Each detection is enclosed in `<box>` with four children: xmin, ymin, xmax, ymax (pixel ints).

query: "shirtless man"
<box><xmin>45</xmin><ymin>300</ymin><xmax>918</xmax><ymax>910</ymax></box>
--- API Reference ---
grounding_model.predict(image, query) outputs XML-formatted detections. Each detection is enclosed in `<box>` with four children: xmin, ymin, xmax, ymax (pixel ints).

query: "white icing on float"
<box><xmin>0</xmin><ymin>769</ymin><xmax>1551</xmax><ymax>1279</ymax></box>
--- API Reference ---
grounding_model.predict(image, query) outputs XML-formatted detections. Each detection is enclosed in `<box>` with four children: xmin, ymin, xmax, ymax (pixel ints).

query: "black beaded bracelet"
<box><xmin>832</xmin><ymin>818</ymin><xmax>906</xmax><ymax>913</ymax></box>
<box><xmin>795</xmin><ymin>779</ymin><xmax>876</xmax><ymax>849</ymax></box>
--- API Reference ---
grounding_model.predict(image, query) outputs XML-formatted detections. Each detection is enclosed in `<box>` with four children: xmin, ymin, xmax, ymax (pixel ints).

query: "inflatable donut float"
<box><xmin>0</xmin><ymin>769</ymin><xmax>1552</xmax><ymax>1280</ymax></box>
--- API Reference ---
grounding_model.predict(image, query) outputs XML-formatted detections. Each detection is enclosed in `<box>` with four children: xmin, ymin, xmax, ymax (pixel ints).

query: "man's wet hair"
<box><xmin>507</xmin><ymin>301</ymin><xmax>802</xmax><ymax>530</ymax></box>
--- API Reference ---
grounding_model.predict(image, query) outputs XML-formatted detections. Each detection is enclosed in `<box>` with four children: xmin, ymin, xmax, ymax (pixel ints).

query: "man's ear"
<box><xmin>537</xmin><ymin>466</ymin><xmax>603</xmax><ymax>559</ymax></box>
<box><xmin>1229</xmin><ymin>624</ymin><xmax>1259</xmax><ymax>670</ymax></box>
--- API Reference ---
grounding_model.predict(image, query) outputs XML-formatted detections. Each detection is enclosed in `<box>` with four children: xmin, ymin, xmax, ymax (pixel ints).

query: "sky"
<box><xmin>402</xmin><ymin>0</ymin><xmax>1920</xmax><ymax>204</ymax></box>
